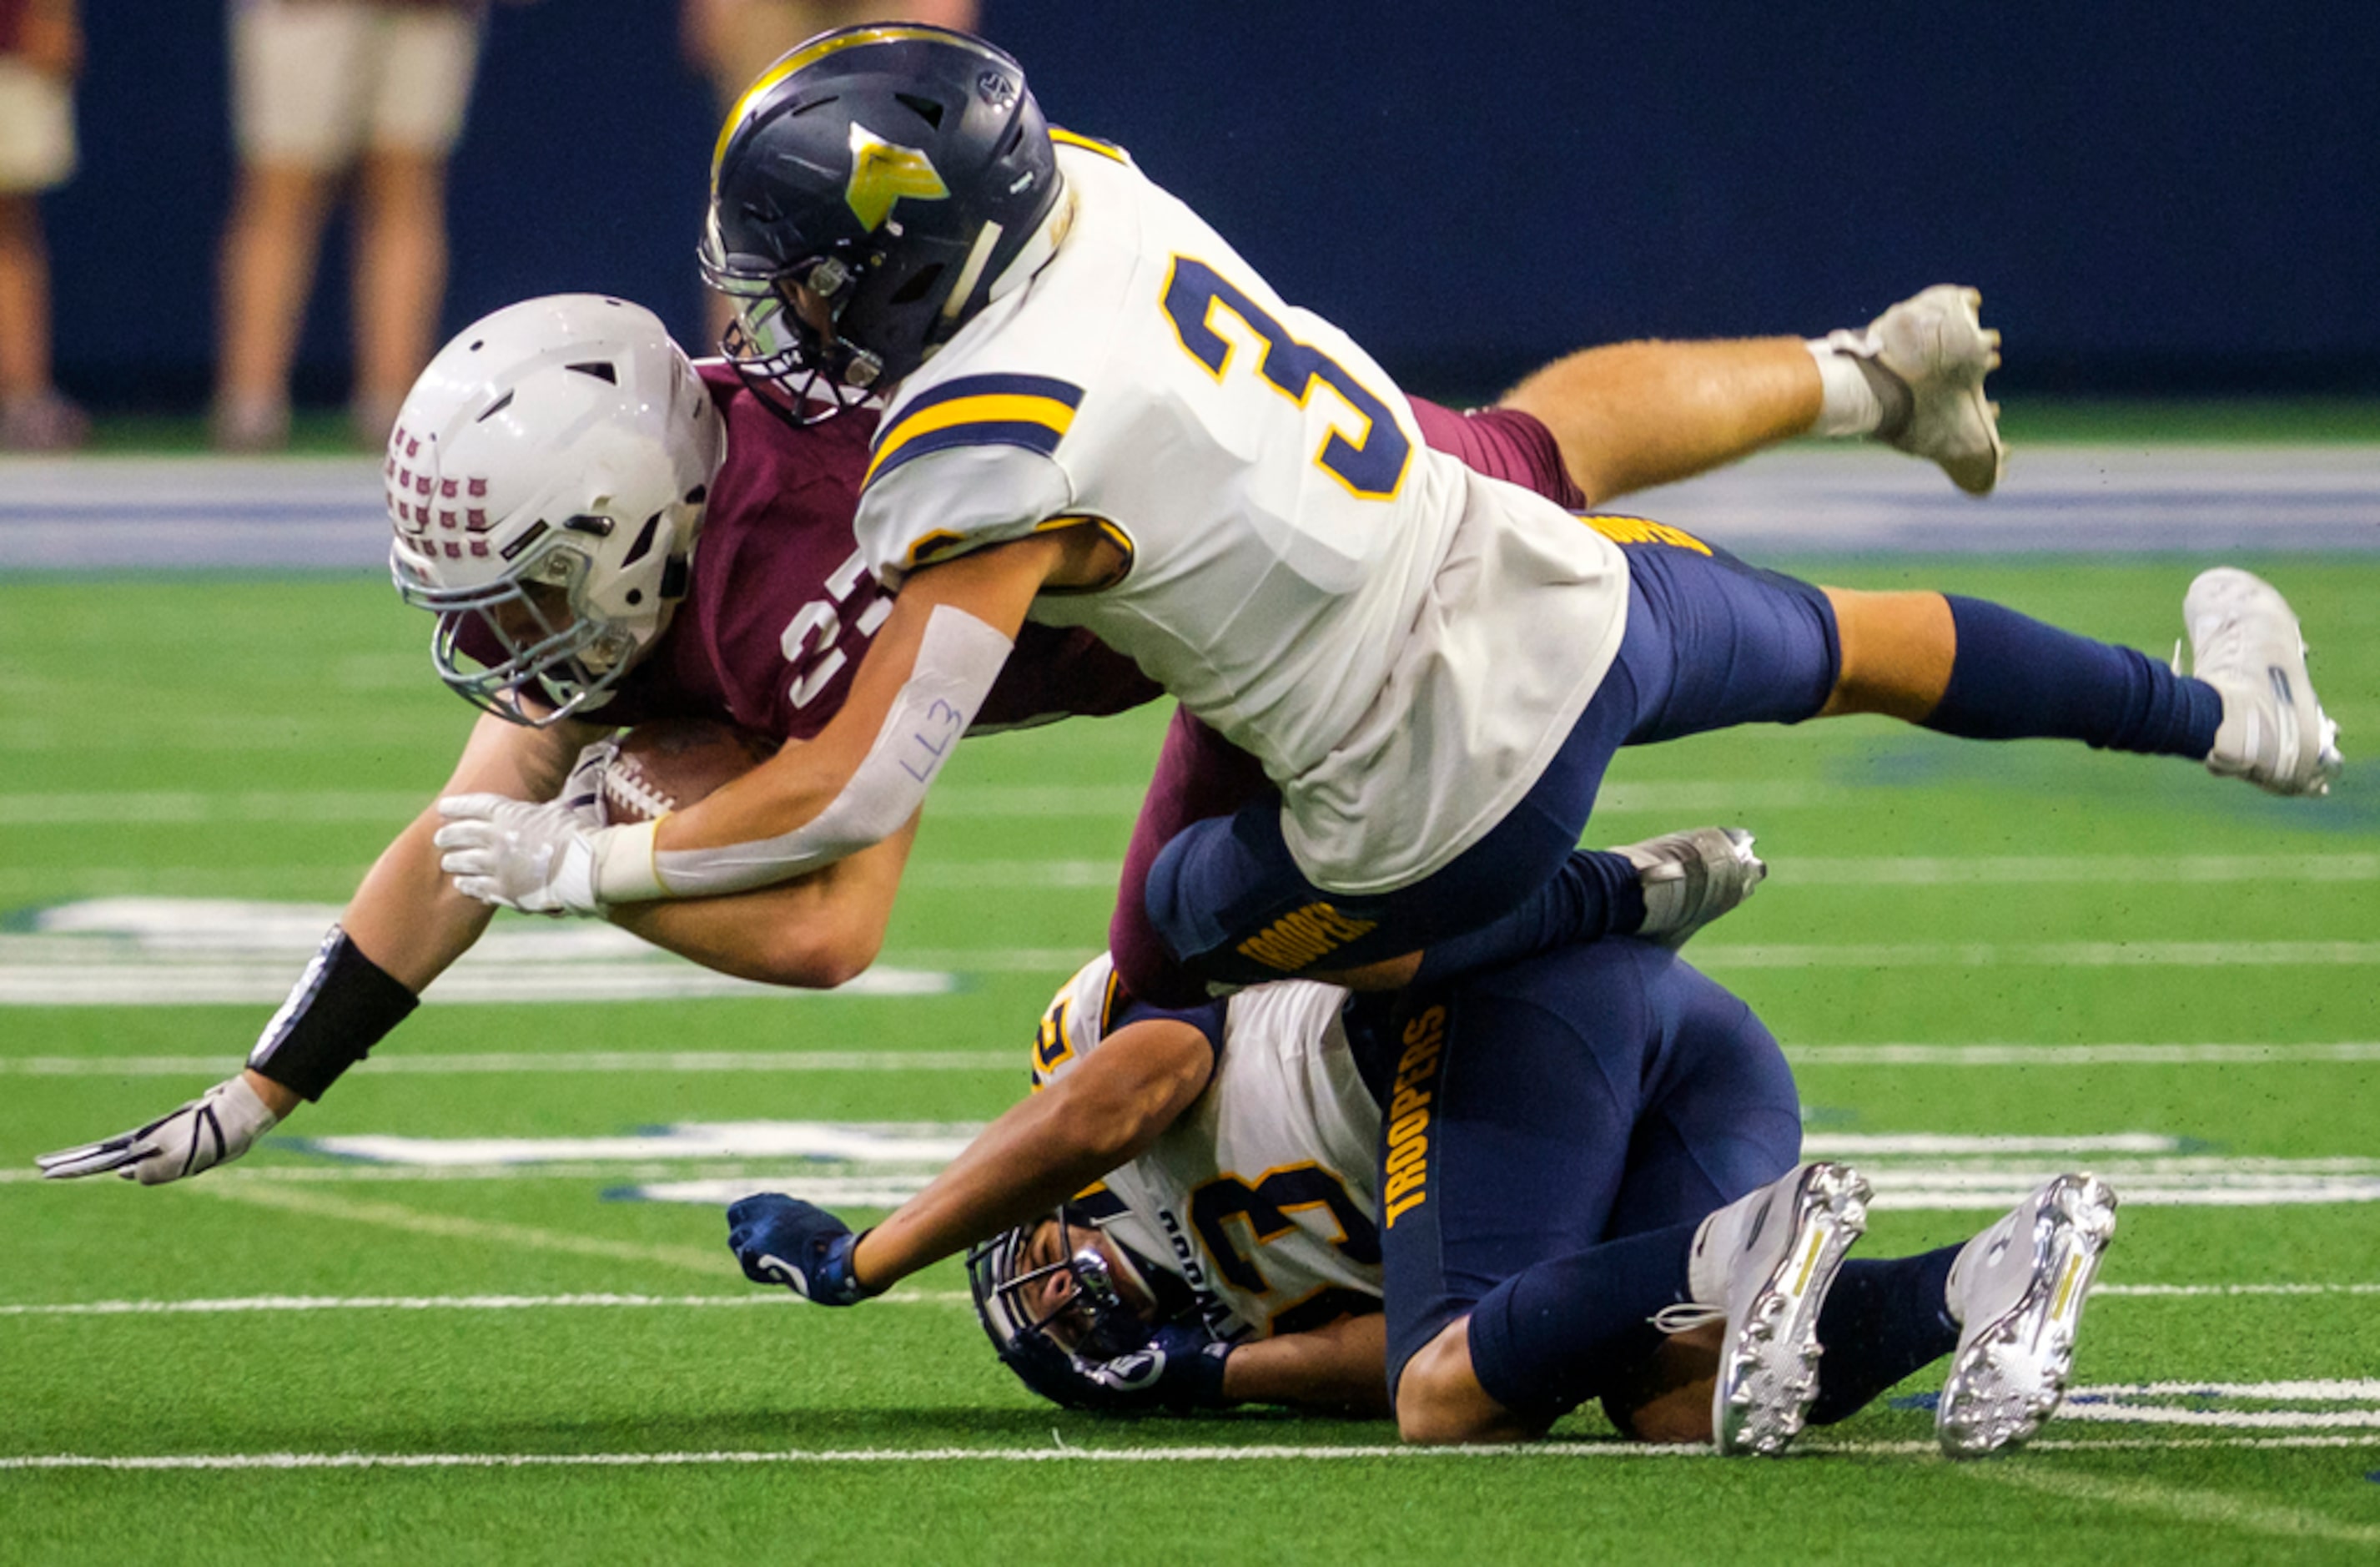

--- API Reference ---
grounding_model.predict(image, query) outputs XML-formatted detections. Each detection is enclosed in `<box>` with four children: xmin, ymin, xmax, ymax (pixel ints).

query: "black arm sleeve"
<box><xmin>246</xmin><ymin>926</ymin><xmax>420</xmax><ymax>1101</ymax></box>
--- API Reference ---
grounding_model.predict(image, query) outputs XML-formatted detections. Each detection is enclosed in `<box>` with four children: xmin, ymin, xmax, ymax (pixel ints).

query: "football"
<box><xmin>596</xmin><ymin>718</ymin><xmax>780</xmax><ymax>825</ymax></box>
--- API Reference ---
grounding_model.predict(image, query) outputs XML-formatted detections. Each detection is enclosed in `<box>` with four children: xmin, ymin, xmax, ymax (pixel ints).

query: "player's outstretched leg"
<box><xmin>2183</xmin><ymin>567</ymin><xmax>2345</xmax><ymax>796</ymax></box>
<box><xmin>1935</xmin><ymin>1173</ymin><xmax>2119</xmax><ymax>1459</ymax></box>
<box><xmin>1812</xmin><ymin>285</ymin><xmax>2005</xmax><ymax>496</ymax></box>
<box><xmin>1831</xmin><ymin>567</ymin><xmax>2341</xmax><ymax>796</ymax></box>
<box><xmin>1684</xmin><ymin>1160</ymin><xmax>1872</xmax><ymax>1456</ymax></box>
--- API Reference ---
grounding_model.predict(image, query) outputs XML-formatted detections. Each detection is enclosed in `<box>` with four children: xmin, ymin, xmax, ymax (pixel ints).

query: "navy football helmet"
<box><xmin>701</xmin><ymin>25</ymin><xmax>1063</xmax><ymax>417</ymax></box>
<box><xmin>969</xmin><ymin>1207</ymin><xmax>1198</xmax><ymax>1410</ymax></box>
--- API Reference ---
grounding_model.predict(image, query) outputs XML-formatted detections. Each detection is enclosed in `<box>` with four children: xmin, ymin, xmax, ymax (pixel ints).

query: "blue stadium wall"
<box><xmin>45</xmin><ymin>1</ymin><xmax>2380</xmax><ymax>409</ymax></box>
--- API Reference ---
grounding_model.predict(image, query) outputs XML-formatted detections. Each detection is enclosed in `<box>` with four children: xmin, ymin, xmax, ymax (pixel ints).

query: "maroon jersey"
<box><xmin>569</xmin><ymin>364</ymin><xmax>1162</xmax><ymax>740</ymax></box>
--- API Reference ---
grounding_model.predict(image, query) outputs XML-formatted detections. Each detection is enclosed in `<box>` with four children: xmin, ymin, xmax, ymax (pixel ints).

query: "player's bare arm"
<box><xmin>35</xmin><ymin>708</ymin><xmax>589</xmax><ymax>1181</ymax></box>
<box><xmin>604</xmin><ymin>816</ymin><xmax>918</xmax><ymax>989</ymax></box>
<box><xmin>37</xmin><ymin>707</ymin><xmax>914</xmax><ymax>1182</ymax></box>
<box><xmin>727</xmin><ymin>1007</ymin><xmax>1390</xmax><ymax>1413</ymax></box>
<box><xmin>435</xmin><ymin>525</ymin><xmax>1117</xmax><ymax>915</ymax></box>
<box><xmin>852</xmin><ymin>1012</ymin><xmax>1215</xmax><ymax>1290</ymax></box>
<box><xmin>1220</xmin><ymin>1312</ymin><xmax>1391</xmax><ymax>1417</ymax></box>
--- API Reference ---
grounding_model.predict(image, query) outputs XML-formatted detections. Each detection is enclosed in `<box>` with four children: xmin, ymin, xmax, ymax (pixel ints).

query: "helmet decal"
<box><xmin>844</xmin><ymin>123</ymin><xmax>949</xmax><ymax>231</ymax></box>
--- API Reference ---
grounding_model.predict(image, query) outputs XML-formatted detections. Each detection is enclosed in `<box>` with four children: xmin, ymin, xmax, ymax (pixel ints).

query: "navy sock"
<box><xmin>1806</xmin><ymin>1247</ymin><xmax>1963</xmax><ymax>1425</ymax></box>
<box><xmin>1412</xmin><ymin>850</ymin><xmax>1647</xmax><ymax>988</ymax></box>
<box><xmin>1463</xmin><ymin>1219</ymin><xmax>1697</xmax><ymax>1419</ymax></box>
<box><xmin>1925</xmin><ymin>596</ymin><xmax>2222</xmax><ymax>758</ymax></box>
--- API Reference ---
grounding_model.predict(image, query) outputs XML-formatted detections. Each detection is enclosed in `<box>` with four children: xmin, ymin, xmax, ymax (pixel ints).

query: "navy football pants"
<box><xmin>1138</xmin><ymin>537</ymin><xmax>1838</xmax><ymax>992</ymax></box>
<box><xmin>1356</xmin><ymin>936</ymin><xmax>1803</xmax><ymax>1408</ymax></box>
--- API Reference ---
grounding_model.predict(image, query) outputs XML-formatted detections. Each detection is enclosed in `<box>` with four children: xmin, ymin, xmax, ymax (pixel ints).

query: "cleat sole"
<box><xmin>1938</xmin><ymin>1175</ymin><xmax>2118</xmax><ymax>1459</ymax></box>
<box><xmin>1713</xmin><ymin>1162</ymin><xmax>1870</xmax><ymax>1458</ymax></box>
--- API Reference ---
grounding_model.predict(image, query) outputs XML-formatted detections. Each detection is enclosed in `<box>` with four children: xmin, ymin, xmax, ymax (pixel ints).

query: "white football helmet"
<box><xmin>387</xmin><ymin>295</ymin><xmax>727</xmax><ymax>725</ymax></box>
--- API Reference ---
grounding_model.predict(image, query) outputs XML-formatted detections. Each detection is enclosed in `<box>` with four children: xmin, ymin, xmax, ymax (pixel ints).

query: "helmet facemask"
<box><xmin>703</xmin><ymin>248</ymin><xmax>883</xmax><ymax>425</ymax></box>
<box><xmin>969</xmin><ymin>1209</ymin><xmax>1163</xmax><ymax>1369</ymax></box>
<box><xmin>395</xmin><ymin>524</ymin><xmax>672</xmax><ymax>726</ymax></box>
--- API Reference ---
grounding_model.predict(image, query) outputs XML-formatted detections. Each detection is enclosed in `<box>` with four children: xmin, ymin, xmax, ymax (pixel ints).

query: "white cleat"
<box><xmin>1937</xmin><ymin>1173</ymin><xmax>2119</xmax><ymax>1459</ymax></box>
<box><xmin>2183</xmin><ymin>567</ymin><xmax>2344</xmax><ymax>797</ymax></box>
<box><xmin>1618</xmin><ymin>826</ymin><xmax>1767</xmax><ymax>950</ymax></box>
<box><xmin>1694</xmin><ymin>1161</ymin><xmax>1870</xmax><ymax>1457</ymax></box>
<box><xmin>1828</xmin><ymin>284</ymin><xmax>2006</xmax><ymax>496</ymax></box>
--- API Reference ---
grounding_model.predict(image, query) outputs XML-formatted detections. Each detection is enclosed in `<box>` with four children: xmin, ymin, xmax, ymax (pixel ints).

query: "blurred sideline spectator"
<box><xmin>682</xmin><ymin>0</ymin><xmax>977</xmax><ymax>351</ymax></box>
<box><xmin>213</xmin><ymin>0</ymin><xmax>502</xmax><ymax>451</ymax></box>
<box><xmin>0</xmin><ymin>0</ymin><xmax>87</xmax><ymax>451</ymax></box>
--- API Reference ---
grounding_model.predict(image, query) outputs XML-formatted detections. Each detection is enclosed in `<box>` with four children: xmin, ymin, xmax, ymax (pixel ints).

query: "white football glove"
<box><xmin>38</xmin><ymin>1075</ymin><xmax>280</xmax><ymax>1185</ymax></box>
<box><xmin>434</xmin><ymin>794</ymin><xmax>613</xmax><ymax>915</ymax></box>
<box><xmin>559</xmin><ymin>737</ymin><xmax>621</xmax><ymax>828</ymax></box>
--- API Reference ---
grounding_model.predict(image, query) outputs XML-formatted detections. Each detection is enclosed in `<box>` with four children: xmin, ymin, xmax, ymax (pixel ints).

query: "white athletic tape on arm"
<box><xmin>642</xmin><ymin>606</ymin><xmax>1014</xmax><ymax>898</ymax></box>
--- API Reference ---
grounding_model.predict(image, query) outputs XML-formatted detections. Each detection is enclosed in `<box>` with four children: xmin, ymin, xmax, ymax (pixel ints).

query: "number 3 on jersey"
<box><xmin>1161</xmin><ymin>256</ymin><xmax>1411</xmax><ymax>499</ymax></box>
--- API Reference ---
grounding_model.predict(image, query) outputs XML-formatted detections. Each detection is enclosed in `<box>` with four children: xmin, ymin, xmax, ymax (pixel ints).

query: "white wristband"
<box><xmin>593</xmin><ymin>819</ymin><xmax>667</xmax><ymax>904</ymax></box>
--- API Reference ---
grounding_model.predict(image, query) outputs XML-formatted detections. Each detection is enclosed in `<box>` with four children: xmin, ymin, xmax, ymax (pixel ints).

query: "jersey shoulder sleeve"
<box><xmin>1029</xmin><ymin>951</ymin><xmax>1226</xmax><ymax>1091</ymax></box>
<box><xmin>853</xmin><ymin>370</ymin><xmax>1083</xmax><ymax>585</ymax></box>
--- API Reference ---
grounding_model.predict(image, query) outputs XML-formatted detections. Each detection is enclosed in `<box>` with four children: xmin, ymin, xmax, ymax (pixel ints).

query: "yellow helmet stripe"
<box><xmin>712</xmin><ymin>25</ymin><xmax>962</xmax><ymax>176</ymax></box>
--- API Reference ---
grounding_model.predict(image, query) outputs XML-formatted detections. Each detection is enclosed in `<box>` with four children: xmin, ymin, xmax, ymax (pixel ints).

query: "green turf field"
<box><xmin>3</xmin><ymin>559</ymin><xmax>2377</xmax><ymax>1564</ymax></box>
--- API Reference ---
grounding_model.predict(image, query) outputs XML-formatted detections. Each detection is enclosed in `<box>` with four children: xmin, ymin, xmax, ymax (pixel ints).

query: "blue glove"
<box><xmin>1079</xmin><ymin>1321</ymin><xmax>1235</xmax><ymax>1413</ymax></box>
<box><xmin>725</xmin><ymin>1193</ymin><xmax>878</xmax><ymax>1306</ymax></box>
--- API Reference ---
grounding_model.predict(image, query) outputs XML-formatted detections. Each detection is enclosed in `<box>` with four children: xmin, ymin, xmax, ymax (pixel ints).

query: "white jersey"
<box><xmin>853</xmin><ymin>136</ymin><xmax>1629</xmax><ymax>894</ymax></box>
<box><xmin>1029</xmin><ymin>952</ymin><xmax>1381</xmax><ymax>1342</ymax></box>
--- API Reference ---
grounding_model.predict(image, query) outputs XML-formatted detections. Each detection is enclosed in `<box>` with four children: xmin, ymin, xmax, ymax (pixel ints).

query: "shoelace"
<box><xmin>1648</xmin><ymin>1302</ymin><xmax>1726</xmax><ymax>1334</ymax></box>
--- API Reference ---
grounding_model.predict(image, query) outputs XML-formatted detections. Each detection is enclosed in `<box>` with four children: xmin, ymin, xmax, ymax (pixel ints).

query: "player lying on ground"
<box><xmin>434</xmin><ymin>25</ymin><xmax>2342</xmax><ymax>1011</ymax></box>
<box><xmin>37</xmin><ymin>252</ymin><xmax>1941</xmax><ymax>1182</ymax></box>
<box><xmin>723</xmin><ymin>927</ymin><xmax>2120</xmax><ymax>1458</ymax></box>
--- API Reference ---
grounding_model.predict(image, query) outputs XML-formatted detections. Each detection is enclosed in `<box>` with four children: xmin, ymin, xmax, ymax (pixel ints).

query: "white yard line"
<box><xmin>2075</xmin><ymin>1380</ymin><xmax>2380</xmax><ymax>1399</ymax></box>
<box><xmin>9</xmin><ymin>1044</ymin><xmax>2374</xmax><ymax>1076</ymax></box>
<box><xmin>1803</xmin><ymin>1133</ymin><xmax>2185</xmax><ymax>1156</ymax></box>
<box><xmin>1784</xmin><ymin>854</ymin><xmax>2380</xmax><ymax>884</ymax></box>
<box><xmin>0</xmin><ymin>1051</ymin><xmax>1017</xmax><ymax>1077</ymax></box>
<box><xmin>1974</xmin><ymin>1465</ymin><xmax>2380</xmax><ymax>1549</ymax></box>
<box><xmin>4</xmin><ymin>1287</ymin><xmax>2372</xmax><ymax>1318</ymax></box>
<box><xmin>0</xmin><ymin>1163</ymin><xmax>937</xmax><ymax>1189</ymax></box>
<box><xmin>2099</xmin><ymin>1283</ymin><xmax>2380</xmax><ymax>1298</ymax></box>
<box><xmin>1</xmin><ymin>1433</ymin><xmax>2373</xmax><ymax>1474</ymax></box>
<box><xmin>31</xmin><ymin>781</ymin><xmax>2308</xmax><ymax>828</ymax></box>
<box><xmin>0</xmin><ymin>1291</ymin><xmax>966</xmax><ymax>1318</ymax></box>
<box><xmin>2056</xmin><ymin>1407</ymin><xmax>2380</xmax><ymax>1429</ymax></box>
<box><xmin>1693</xmin><ymin>940</ymin><xmax>2380</xmax><ymax>969</ymax></box>
<box><xmin>1785</xmin><ymin>1042</ymin><xmax>2380</xmax><ymax>1066</ymax></box>
<box><xmin>0</xmin><ymin>786</ymin><xmax>1147</xmax><ymax>825</ymax></box>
